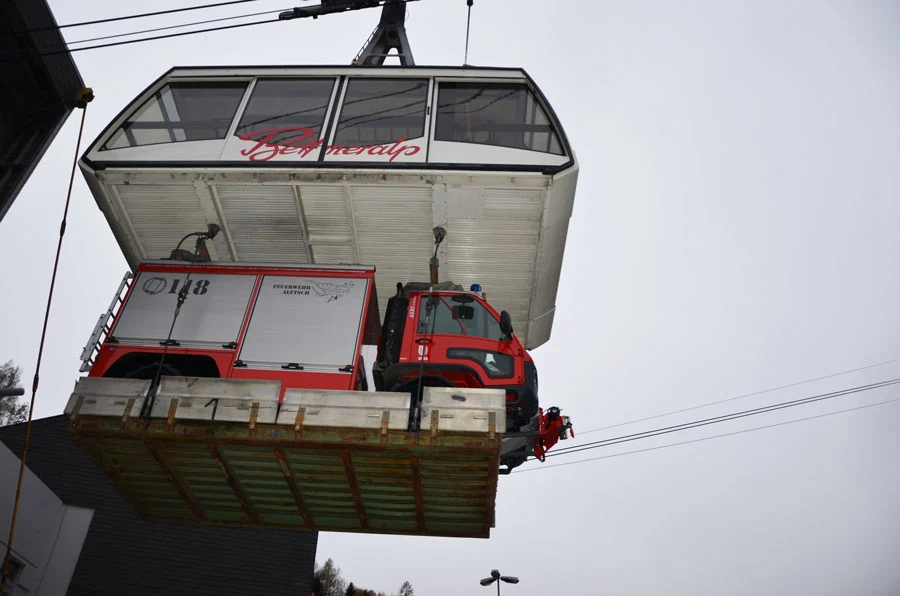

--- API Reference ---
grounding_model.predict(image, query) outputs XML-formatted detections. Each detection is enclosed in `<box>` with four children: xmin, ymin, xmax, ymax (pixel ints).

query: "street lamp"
<box><xmin>479</xmin><ymin>569</ymin><xmax>519</xmax><ymax>595</ymax></box>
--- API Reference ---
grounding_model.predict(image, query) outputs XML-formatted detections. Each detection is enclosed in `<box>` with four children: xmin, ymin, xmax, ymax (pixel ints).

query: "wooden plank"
<box><xmin>273</xmin><ymin>447</ymin><xmax>316</xmax><ymax>529</ymax></box>
<box><xmin>341</xmin><ymin>451</ymin><xmax>369</xmax><ymax>530</ymax></box>
<box><xmin>208</xmin><ymin>443</ymin><xmax>259</xmax><ymax>524</ymax></box>
<box><xmin>410</xmin><ymin>454</ymin><xmax>425</xmax><ymax>532</ymax></box>
<box><xmin>143</xmin><ymin>439</ymin><xmax>205</xmax><ymax>521</ymax></box>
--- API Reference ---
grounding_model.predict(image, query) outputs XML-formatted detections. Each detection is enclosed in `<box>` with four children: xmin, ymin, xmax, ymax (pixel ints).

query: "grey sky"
<box><xmin>1</xmin><ymin>1</ymin><xmax>899</xmax><ymax>594</ymax></box>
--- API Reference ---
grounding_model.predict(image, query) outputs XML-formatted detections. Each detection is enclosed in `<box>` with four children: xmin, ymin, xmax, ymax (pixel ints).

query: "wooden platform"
<box><xmin>66</xmin><ymin>378</ymin><xmax>503</xmax><ymax>538</ymax></box>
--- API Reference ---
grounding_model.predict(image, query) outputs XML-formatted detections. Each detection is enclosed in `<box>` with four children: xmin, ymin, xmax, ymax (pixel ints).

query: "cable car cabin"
<box><xmin>66</xmin><ymin>260</ymin><xmax>520</xmax><ymax>537</ymax></box>
<box><xmin>79</xmin><ymin>66</ymin><xmax>579</xmax><ymax>350</ymax></box>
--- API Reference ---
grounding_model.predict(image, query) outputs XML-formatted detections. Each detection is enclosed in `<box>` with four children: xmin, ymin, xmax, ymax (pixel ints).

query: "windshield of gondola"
<box><xmin>435</xmin><ymin>82</ymin><xmax>563</xmax><ymax>155</ymax></box>
<box><xmin>333</xmin><ymin>79</ymin><xmax>429</xmax><ymax>145</ymax></box>
<box><xmin>234</xmin><ymin>78</ymin><xmax>336</xmax><ymax>145</ymax></box>
<box><xmin>102</xmin><ymin>82</ymin><xmax>247</xmax><ymax>149</ymax></box>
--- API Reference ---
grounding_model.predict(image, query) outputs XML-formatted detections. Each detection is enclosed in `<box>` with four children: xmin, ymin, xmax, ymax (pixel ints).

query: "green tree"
<box><xmin>397</xmin><ymin>581</ymin><xmax>414</xmax><ymax>596</ymax></box>
<box><xmin>345</xmin><ymin>582</ymin><xmax>356</xmax><ymax>596</ymax></box>
<box><xmin>0</xmin><ymin>361</ymin><xmax>27</xmax><ymax>426</ymax></box>
<box><xmin>314</xmin><ymin>558</ymin><xmax>347</xmax><ymax>596</ymax></box>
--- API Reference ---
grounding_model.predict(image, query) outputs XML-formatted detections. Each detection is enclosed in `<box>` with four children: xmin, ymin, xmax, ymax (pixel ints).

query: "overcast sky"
<box><xmin>1</xmin><ymin>1</ymin><xmax>899</xmax><ymax>594</ymax></box>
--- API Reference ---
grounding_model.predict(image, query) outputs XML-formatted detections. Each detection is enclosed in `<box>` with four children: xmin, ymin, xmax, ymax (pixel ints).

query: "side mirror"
<box><xmin>500</xmin><ymin>311</ymin><xmax>514</xmax><ymax>340</ymax></box>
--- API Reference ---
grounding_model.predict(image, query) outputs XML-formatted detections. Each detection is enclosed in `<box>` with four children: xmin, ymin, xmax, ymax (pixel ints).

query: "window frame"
<box><xmin>100</xmin><ymin>78</ymin><xmax>253</xmax><ymax>151</ymax></box>
<box><xmin>325</xmin><ymin>76</ymin><xmax>433</xmax><ymax>158</ymax></box>
<box><xmin>231</xmin><ymin>76</ymin><xmax>341</xmax><ymax>149</ymax></box>
<box><xmin>430</xmin><ymin>78</ymin><xmax>564</xmax><ymax>156</ymax></box>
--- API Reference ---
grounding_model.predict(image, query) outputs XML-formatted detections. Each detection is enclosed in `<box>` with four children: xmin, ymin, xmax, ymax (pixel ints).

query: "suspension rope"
<box><xmin>140</xmin><ymin>238</ymin><xmax>205</xmax><ymax>421</ymax></box>
<box><xmin>1</xmin><ymin>88</ymin><xmax>94</xmax><ymax>595</ymax></box>
<box><xmin>464</xmin><ymin>0</ymin><xmax>474</xmax><ymax>65</ymax></box>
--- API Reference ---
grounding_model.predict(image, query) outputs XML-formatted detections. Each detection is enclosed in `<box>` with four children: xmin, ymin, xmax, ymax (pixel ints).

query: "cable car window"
<box><xmin>235</xmin><ymin>78</ymin><xmax>335</xmax><ymax>145</ymax></box>
<box><xmin>435</xmin><ymin>83</ymin><xmax>563</xmax><ymax>155</ymax></box>
<box><xmin>333</xmin><ymin>79</ymin><xmax>429</xmax><ymax>146</ymax></box>
<box><xmin>103</xmin><ymin>82</ymin><xmax>247</xmax><ymax>149</ymax></box>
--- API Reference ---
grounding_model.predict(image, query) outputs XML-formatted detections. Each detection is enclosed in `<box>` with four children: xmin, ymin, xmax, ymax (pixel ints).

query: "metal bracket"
<box><xmin>355</xmin><ymin>0</ymin><xmax>415</xmax><ymax>66</ymax></box>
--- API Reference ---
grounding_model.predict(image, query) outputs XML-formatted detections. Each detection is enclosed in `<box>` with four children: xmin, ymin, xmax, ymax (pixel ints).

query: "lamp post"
<box><xmin>0</xmin><ymin>388</ymin><xmax>25</xmax><ymax>398</ymax></box>
<box><xmin>479</xmin><ymin>569</ymin><xmax>519</xmax><ymax>596</ymax></box>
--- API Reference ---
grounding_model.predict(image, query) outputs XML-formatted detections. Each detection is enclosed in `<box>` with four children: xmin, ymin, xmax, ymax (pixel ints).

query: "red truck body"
<box><xmin>89</xmin><ymin>261</ymin><xmax>539</xmax><ymax>433</ymax></box>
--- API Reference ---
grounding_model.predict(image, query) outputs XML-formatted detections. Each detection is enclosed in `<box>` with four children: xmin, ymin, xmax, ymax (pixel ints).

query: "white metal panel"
<box><xmin>420</xmin><ymin>387</ymin><xmax>506</xmax><ymax>434</ymax></box>
<box><xmin>215</xmin><ymin>185</ymin><xmax>310</xmax><ymax>263</ymax></box>
<box><xmin>112</xmin><ymin>271</ymin><xmax>256</xmax><ymax>346</ymax></box>
<box><xmin>428</xmin><ymin>140</ymin><xmax>569</xmax><ymax>167</ymax></box>
<box><xmin>323</xmin><ymin>136</ymin><xmax>428</xmax><ymax>164</ymax></box>
<box><xmin>278</xmin><ymin>389</ymin><xmax>410</xmax><ymax>430</ymax></box>
<box><xmin>444</xmin><ymin>188</ymin><xmax>544</xmax><ymax>342</ymax></box>
<box><xmin>239</xmin><ymin>275</ymin><xmax>368</xmax><ymax>369</ymax></box>
<box><xmin>162</xmin><ymin>66</ymin><xmax>529</xmax><ymax>80</ymax></box>
<box><xmin>64</xmin><ymin>377</ymin><xmax>149</xmax><ymax>417</ymax></box>
<box><xmin>154</xmin><ymin>376</ymin><xmax>281</xmax><ymax>422</ymax></box>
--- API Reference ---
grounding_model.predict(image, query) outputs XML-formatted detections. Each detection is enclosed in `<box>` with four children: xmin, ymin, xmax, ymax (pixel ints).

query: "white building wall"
<box><xmin>0</xmin><ymin>441</ymin><xmax>93</xmax><ymax>595</ymax></box>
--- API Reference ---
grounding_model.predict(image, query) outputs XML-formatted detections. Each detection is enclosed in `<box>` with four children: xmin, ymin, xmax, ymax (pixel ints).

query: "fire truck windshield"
<box><xmin>418</xmin><ymin>295</ymin><xmax>503</xmax><ymax>339</ymax></box>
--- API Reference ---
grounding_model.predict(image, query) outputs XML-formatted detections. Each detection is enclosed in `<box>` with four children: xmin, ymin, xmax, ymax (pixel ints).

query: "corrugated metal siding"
<box><xmin>215</xmin><ymin>185</ymin><xmax>310</xmax><ymax>263</ymax></box>
<box><xmin>0</xmin><ymin>417</ymin><xmax>317</xmax><ymax>596</ymax></box>
<box><xmin>115</xmin><ymin>185</ymin><xmax>212</xmax><ymax>260</ymax></box>
<box><xmin>298</xmin><ymin>185</ymin><xmax>357</xmax><ymax>264</ymax></box>
<box><xmin>88</xmin><ymin>168</ymin><xmax>566</xmax><ymax>348</ymax></box>
<box><xmin>447</xmin><ymin>189</ymin><xmax>544</xmax><ymax>338</ymax></box>
<box><xmin>351</xmin><ymin>185</ymin><xmax>434</xmax><ymax>318</ymax></box>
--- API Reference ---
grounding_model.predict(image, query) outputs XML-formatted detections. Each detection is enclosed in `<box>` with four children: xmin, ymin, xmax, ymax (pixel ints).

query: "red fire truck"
<box><xmin>82</xmin><ymin>254</ymin><xmax>569</xmax><ymax>472</ymax></box>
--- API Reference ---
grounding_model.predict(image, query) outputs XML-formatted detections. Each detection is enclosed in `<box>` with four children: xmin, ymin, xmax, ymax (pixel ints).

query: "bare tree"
<box><xmin>0</xmin><ymin>360</ymin><xmax>27</xmax><ymax>426</ymax></box>
<box><xmin>396</xmin><ymin>581</ymin><xmax>414</xmax><ymax>596</ymax></box>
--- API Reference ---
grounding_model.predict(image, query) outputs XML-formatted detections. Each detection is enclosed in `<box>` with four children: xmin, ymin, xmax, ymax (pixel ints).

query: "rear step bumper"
<box><xmin>65</xmin><ymin>376</ymin><xmax>507</xmax><ymax>538</ymax></box>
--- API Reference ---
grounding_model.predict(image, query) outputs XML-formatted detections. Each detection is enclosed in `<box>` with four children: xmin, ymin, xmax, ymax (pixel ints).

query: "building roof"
<box><xmin>1</xmin><ymin>416</ymin><xmax>318</xmax><ymax>596</ymax></box>
<box><xmin>0</xmin><ymin>0</ymin><xmax>86</xmax><ymax>221</ymax></box>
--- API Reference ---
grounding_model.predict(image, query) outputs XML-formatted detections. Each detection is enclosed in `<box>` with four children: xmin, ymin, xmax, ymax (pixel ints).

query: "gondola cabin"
<box><xmin>80</xmin><ymin>66</ymin><xmax>578</xmax><ymax>349</ymax></box>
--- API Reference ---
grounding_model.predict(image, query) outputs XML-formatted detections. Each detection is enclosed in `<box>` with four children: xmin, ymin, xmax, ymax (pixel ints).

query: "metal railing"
<box><xmin>79</xmin><ymin>271</ymin><xmax>133</xmax><ymax>372</ymax></box>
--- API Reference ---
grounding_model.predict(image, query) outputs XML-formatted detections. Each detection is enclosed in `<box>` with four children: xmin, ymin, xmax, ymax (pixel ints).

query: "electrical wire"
<box><xmin>575</xmin><ymin>356</ymin><xmax>900</xmax><ymax>436</ymax></box>
<box><xmin>67</xmin><ymin>8</ymin><xmax>287</xmax><ymax>46</ymax></box>
<box><xmin>50</xmin><ymin>0</ymin><xmax>267</xmax><ymax>31</ymax></box>
<box><xmin>4</xmin><ymin>0</ymin><xmax>415</xmax><ymax>59</ymax></box>
<box><xmin>516</xmin><ymin>396</ymin><xmax>900</xmax><ymax>473</ymax></box>
<box><xmin>543</xmin><ymin>378</ymin><xmax>900</xmax><ymax>459</ymax></box>
<box><xmin>27</xmin><ymin>17</ymin><xmax>281</xmax><ymax>57</ymax></box>
<box><xmin>1</xmin><ymin>93</ymin><xmax>92</xmax><ymax>596</ymax></box>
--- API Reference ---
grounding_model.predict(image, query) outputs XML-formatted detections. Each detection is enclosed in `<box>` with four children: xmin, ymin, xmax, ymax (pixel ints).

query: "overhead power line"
<box><xmin>54</xmin><ymin>0</ymin><xmax>267</xmax><ymax>30</ymax></box>
<box><xmin>67</xmin><ymin>8</ymin><xmax>286</xmax><ymax>46</ymax></box>
<box><xmin>576</xmin><ymin>355</ymin><xmax>900</xmax><ymax>436</ymax></box>
<box><xmin>544</xmin><ymin>377</ymin><xmax>900</xmax><ymax>459</ymax></box>
<box><xmin>517</xmin><ymin>396</ymin><xmax>900</xmax><ymax>473</ymax></box>
<box><xmin>4</xmin><ymin>17</ymin><xmax>281</xmax><ymax>58</ymax></box>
